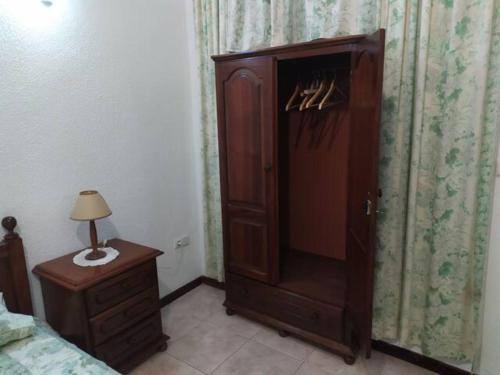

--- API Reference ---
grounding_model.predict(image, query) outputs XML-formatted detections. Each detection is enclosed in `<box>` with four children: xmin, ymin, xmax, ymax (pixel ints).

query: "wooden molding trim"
<box><xmin>371</xmin><ymin>340</ymin><xmax>472</xmax><ymax>375</ymax></box>
<box><xmin>160</xmin><ymin>276</ymin><xmax>471</xmax><ymax>375</ymax></box>
<box><xmin>200</xmin><ymin>276</ymin><xmax>226</xmax><ymax>290</ymax></box>
<box><xmin>159</xmin><ymin>277</ymin><xmax>202</xmax><ymax>307</ymax></box>
<box><xmin>159</xmin><ymin>276</ymin><xmax>225</xmax><ymax>307</ymax></box>
<box><xmin>211</xmin><ymin>33</ymin><xmax>366</xmax><ymax>62</ymax></box>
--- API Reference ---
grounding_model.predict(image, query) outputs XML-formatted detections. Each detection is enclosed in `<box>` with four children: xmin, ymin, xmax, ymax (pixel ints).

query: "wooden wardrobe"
<box><xmin>212</xmin><ymin>30</ymin><xmax>385</xmax><ymax>364</ymax></box>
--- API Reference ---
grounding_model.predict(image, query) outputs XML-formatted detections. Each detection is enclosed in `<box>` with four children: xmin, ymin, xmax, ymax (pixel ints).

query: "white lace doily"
<box><xmin>73</xmin><ymin>247</ymin><xmax>120</xmax><ymax>267</ymax></box>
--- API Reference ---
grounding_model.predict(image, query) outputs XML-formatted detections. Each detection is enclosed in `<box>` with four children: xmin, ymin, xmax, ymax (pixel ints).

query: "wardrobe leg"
<box><xmin>343</xmin><ymin>355</ymin><xmax>355</xmax><ymax>365</ymax></box>
<box><xmin>365</xmin><ymin>347</ymin><xmax>372</xmax><ymax>359</ymax></box>
<box><xmin>278</xmin><ymin>330</ymin><xmax>289</xmax><ymax>337</ymax></box>
<box><xmin>226</xmin><ymin>307</ymin><xmax>235</xmax><ymax>316</ymax></box>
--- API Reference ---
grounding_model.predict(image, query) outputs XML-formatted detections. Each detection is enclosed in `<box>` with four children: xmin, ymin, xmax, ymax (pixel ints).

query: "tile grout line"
<box><xmin>291</xmin><ymin>358</ymin><xmax>307</xmax><ymax>375</ymax></box>
<box><xmin>201</xmin><ymin>304</ymin><xmax>264</xmax><ymax>340</ymax></box>
<box><xmin>164</xmin><ymin>291</ymin><xmax>252</xmax><ymax>374</ymax></box>
<box><xmin>170</xmin><ymin>285</ymin><xmax>308</xmax><ymax>374</ymax></box>
<box><xmin>165</xmin><ymin>353</ymin><xmax>207</xmax><ymax>375</ymax></box>
<box><xmin>163</xmin><ymin>286</ymin><xmax>327</xmax><ymax>375</ymax></box>
<box><xmin>248</xmin><ymin>335</ymin><xmax>313</xmax><ymax>364</ymax></box>
<box><xmin>155</xmin><ymin>285</ymin><xmax>433</xmax><ymax>375</ymax></box>
<box><xmin>208</xmin><ymin>334</ymin><xmax>251</xmax><ymax>374</ymax></box>
<box><xmin>161</xmin><ymin>313</ymin><xmax>204</xmax><ymax>344</ymax></box>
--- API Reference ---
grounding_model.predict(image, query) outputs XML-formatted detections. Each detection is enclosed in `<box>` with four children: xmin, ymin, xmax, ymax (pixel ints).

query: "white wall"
<box><xmin>481</xmin><ymin>172</ymin><xmax>500</xmax><ymax>375</ymax></box>
<box><xmin>0</xmin><ymin>0</ymin><xmax>204</xmax><ymax>318</ymax></box>
<box><xmin>2</xmin><ymin>1</ymin><xmax>498</xmax><ymax>371</ymax></box>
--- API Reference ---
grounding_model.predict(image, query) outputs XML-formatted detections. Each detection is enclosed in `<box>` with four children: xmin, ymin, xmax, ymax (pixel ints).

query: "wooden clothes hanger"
<box><xmin>299</xmin><ymin>80</ymin><xmax>319</xmax><ymax>111</ymax></box>
<box><xmin>318</xmin><ymin>78</ymin><xmax>348</xmax><ymax>110</ymax></box>
<box><xmin>285</xmin><ymin>84</ymin><xmax>301</xmax><ymax>111</ymax></box>
<box><xmin>318</xmin><ymin>79</ymin><xmax>336</xmax><ymax>110</ymax></box>
<box><xmin>285</xmin><ymin>70</ymin><xmax>348</xmax><ymax>112</ymax></box>
<box><xmin>306</xmin><ymin>79</ymin><xmax>327</xmax><ymax>109</ymax></box>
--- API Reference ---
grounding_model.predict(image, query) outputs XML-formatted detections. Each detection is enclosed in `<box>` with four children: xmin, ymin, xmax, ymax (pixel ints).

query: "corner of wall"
<box><xmin>184</xmin><ymin>0</ymin><xmax>207</xmax><ymax>277</ymax></box>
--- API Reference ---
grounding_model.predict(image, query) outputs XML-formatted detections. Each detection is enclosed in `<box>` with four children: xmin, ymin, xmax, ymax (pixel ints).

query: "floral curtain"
<box><xmin>193</xmin><ymin>0</ymin><xmax>500</xmax><ymax>364</ymax></box>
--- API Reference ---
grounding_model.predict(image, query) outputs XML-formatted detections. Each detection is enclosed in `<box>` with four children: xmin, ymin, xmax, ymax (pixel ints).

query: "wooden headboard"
<box><xmin>0</xmin><ymin>217</ymin><xmax>33</xmax><ymax>315</ymax></box>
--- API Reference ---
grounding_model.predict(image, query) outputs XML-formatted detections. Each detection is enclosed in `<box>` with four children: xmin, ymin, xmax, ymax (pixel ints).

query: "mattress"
<box><xmin>0</xmin><ymin>318</ymin><xmax>119</xmax><ymax>375</ymax></box>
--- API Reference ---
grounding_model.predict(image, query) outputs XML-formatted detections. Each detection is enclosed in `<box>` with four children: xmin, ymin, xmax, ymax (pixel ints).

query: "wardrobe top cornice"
<box><xmin>211</xmin><ymin>33</ymin><xmax>367</xmax><ymax>62</ymax></box>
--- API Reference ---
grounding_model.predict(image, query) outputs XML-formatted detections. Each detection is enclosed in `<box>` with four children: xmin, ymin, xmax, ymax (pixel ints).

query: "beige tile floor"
<box><xmin>131</xmin><ymin>285</ymin><xmax>436</xmax><ymax>375</ymax></box>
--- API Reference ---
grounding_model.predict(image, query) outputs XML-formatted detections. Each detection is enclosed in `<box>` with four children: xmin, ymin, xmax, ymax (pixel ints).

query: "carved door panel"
<box><xmin>215</xmin><ymin>57</ymin><xmax>278</xmax><ymax>283</ymax></box>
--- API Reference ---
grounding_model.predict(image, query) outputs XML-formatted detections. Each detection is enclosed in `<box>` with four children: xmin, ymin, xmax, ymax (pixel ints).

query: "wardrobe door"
<box><xmin>346</xmin><ymin>29</ymin><xmax>385</xmax><ymax>355</ymax></box>
<box><xmin>215</xmin><ymin>57</ymin><xmax>278</xmax><ymax>284</ymax></box>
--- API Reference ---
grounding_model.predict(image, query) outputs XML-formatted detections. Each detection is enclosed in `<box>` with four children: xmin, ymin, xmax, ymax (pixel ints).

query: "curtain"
<box><xmin>193</xmin><ymin>0</ymin><xmax>500</xmax><ymax>364</ymax></box>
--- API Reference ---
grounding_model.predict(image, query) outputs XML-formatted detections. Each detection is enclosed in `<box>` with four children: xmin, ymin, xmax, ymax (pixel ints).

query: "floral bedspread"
<box><xmin>0</xmin><ymin>319</ymin><xmax>119</xmax><ymax>375</ymax></box>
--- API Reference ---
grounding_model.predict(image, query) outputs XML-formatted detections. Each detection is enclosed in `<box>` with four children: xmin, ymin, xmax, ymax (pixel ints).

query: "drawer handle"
<box><xmin>125</xmin><ymin>298</ymin><xmax>153</xmax><ymax>318</ymax></box>
<box><xmin>120</xmin><ymin>279</ymin><xmax>137</xmax><ymax>289</ymax></box>
<box><xmin>94</xmin><ymin>276</ymin><xmax>148</xmax><ymax>304</ymax></box>
<box><xmin>121</xmin><ymin>273</ymin><xmax>150</xmax><ymax>290</ymax></box>
<box><xmin>128</xmin><ymin>327</ymin><xmax>152</xmax><ymax>345</ymax></box>
<box><xmin>100</xmin><ymin>299</ymin><xmax>152</xmax><ymax>333</ymax></box>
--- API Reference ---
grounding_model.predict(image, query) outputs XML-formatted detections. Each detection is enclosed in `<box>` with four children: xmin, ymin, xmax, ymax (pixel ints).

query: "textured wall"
<box><xmin>0</xmin><ymin>0</ymin><xmax>204</xmax><ymax>318</ymax></box>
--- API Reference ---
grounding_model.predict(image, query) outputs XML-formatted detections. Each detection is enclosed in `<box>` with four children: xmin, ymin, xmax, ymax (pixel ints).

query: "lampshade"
<box><xmin>70</xmin><ymin>191</ymin><xmax>112</xmax><ymax>221</ymax></box>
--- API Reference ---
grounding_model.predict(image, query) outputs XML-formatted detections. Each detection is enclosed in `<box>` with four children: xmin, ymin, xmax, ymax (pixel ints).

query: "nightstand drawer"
<box><xmin>90</xmin><ymin>287</ymin><xmax>159</xmax><ymax>345</ymax></box>
<box><xmin>34</xmin><ymin>239</ymin><xmax>166</xmax><ymax>372</ymax></box>
<box><xmin>85</xmin><ymin>261</ymin><xmax>156</xmax><ymax>316</ymax></box>
<box><xmin>94</xmin><ymin>312</ymin><xmax>163</xmax><ymax>367</ymax></box>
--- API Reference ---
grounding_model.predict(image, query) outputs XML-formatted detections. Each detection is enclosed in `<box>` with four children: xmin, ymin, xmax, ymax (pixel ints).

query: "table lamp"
<box><xmin>70</xmin><ymin>190</ymin><xmax>112</xmax><ymax>260</ymax></box>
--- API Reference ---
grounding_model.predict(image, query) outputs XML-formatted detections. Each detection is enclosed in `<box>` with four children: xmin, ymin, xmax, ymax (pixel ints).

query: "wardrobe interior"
<box><xmin>277</xmin><ymin>52</ymin><xmax>352</xmax><ymax>307</ymax></box>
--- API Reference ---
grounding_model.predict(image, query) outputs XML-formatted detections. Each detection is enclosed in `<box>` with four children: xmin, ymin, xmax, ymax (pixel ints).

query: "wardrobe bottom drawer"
<box><xmin>226</xmin><ymin>273</ymin><xmax>344</xmax><ymax>342</ymax></box>
<box><xmin>94</xmin><ymin>312</ymin><xmax>163</xmax><ymax>367</ymax></box>
<box><xmin>268</xmin><ymin>289</ymin><xmax>344</xmax><ymax>341</ymax></box>
<box><xmin>226</xmin><ymin>273</ymin><xmax>272</xmax><ymax>314</ymax></box>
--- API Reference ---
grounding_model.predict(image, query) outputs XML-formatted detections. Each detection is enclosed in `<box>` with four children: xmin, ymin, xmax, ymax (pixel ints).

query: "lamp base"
<box><xmin>85</xmin><ymin>249</ymin><xmax>107</xmax><ymax>260</ymax></box>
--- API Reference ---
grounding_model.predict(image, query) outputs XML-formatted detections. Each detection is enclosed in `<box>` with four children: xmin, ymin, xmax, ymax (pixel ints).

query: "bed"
<box><xmin>0</xmin><ymin>216</ymin><xmax>119</xmax><ymax>375</ymax></box>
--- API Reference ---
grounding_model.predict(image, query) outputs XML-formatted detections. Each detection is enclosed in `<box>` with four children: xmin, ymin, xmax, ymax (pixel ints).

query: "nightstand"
<box><xmin>33</xmin><ymin>239</ymin><xmax>168</xmax><ymax>373</ymax></box>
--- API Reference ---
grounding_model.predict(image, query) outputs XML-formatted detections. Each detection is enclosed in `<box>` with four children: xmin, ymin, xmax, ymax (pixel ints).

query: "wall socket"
<box><xmin>174</xmin><ymin>235</ymin><xmax>190</xmax><ymax>249</ymax></box>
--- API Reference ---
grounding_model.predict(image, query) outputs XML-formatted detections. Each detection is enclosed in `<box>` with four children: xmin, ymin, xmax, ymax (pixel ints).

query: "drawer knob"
<box><xmin>125</xmin><ymin>298</ymin><xmax>153</xmax><ymax>318</ymax></box>
<box><xmin>128</xmin><ymin>328</ymin><xmax>152</xmax><ymax>345</ymax></box>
